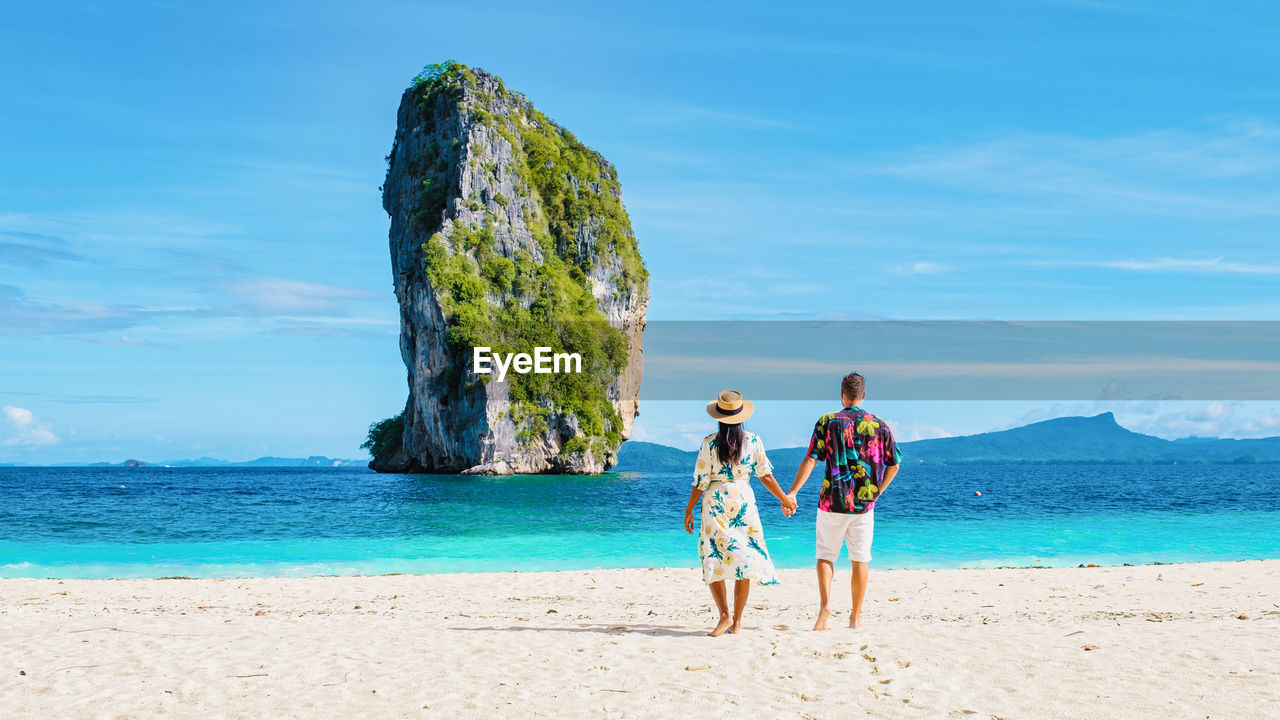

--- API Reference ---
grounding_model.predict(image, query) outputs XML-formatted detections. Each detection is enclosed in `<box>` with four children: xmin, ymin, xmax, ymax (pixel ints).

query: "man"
<box><xmin>785</xmin><ymin>372</ymin><xmax>901</xmax><ymax>630</ymax></box>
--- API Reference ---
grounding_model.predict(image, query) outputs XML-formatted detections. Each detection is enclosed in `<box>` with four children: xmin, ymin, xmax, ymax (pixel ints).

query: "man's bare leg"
<box><xmin>849</xmin><ymin>560</ymin><xmax>869</xmax><ymax>629</ymax></box>
<box><xmin>729</xmin><ymin>578</ymin><xmax>750</xmax><ymax>634</ymax></box>
<box><xmin>708</xmin><ymin>580</ymin><xmax>732</xmax><ymax>636</ymax></box>
<box><xmin>814</xmin><ymin>559</ymin><xmax>834</xmax><ymax>630</ymax></box>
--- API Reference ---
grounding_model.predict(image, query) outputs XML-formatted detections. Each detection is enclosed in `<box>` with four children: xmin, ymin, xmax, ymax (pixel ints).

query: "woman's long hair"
<box><xmin>716</xmin><ymin>421</ymin><xmax>744</xmax><ymax>465</ymax></box>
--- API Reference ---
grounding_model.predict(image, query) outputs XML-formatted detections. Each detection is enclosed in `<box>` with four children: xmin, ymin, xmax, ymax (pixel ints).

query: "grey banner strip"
<box><xmin>636</xmin><ymin>321</ymin><xmax>1280</xmax><ymax>400</ymax></box>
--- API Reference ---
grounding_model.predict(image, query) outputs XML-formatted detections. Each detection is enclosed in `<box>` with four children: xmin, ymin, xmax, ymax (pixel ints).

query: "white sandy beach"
<box><xmin>2</xmin><ymin>560</ymin><xmax>1277</xmax><ymax>719</ymax></box>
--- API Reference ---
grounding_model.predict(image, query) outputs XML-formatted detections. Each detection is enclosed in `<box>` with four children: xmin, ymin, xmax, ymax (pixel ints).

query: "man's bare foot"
<box><xmin>848</xmin><ymin>614</ymin><xmax>862</xmax><ymax>629</ymax></box>
<box><xmin>813</xmin><ymin>607</ymin><xmax>831</xmax><ymax>631</ymax></box>
<box><xmin>728</xmin><ymin>621</ymin><xmax>743</xmax><ymax>634</ymax></box>
<box><xmin>709</xmin><ymin>615</ymin><xmax>733</xmax><ymax>637</ymax></box>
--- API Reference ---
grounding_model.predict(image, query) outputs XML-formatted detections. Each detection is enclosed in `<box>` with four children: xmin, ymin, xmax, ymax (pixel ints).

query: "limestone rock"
<box><xmin>370</xmin><ymin>62</ymin><xmax>648</xmax><ymax>475</ymax></box>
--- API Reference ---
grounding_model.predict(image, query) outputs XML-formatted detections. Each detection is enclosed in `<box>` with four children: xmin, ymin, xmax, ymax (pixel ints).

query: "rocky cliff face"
<box><xmin>370</xmin><ymin>62</ymin><xmax>648</xmax><ymax>475</ymax></box>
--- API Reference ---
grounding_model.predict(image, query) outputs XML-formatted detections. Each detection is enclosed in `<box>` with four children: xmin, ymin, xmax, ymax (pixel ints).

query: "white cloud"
<box><xmin>668</xmin><ymin>105</ymin><xmax>809</xmax><ymax>132</ymax></box>
<box><xmin>1010</xmin><ymin>400</ymin><xmax>1280</xmax><ymax>440</ymax></box>
<box><xmin>1122</xmin><ymin>401</ymin><xmax>1272</xmax><ymax>439</ymax></box>
<box><xmin>863</xmin><ymin>118</ymin><xmax>1280</xmax><ymax>218</ymax></box>
<box><xmin>2</xmin><ymin>405</ymin><xmax>60</xmax><ymax>447</ymax></box>
<box><xmin>222</xmin><ymin>278</ymin><xmax>382</xmax><ymax>315</ymax></box>
<box><xmin>629</xmin><ymin>420</ymin><xmax>714</xmax><ymax>450</ymax></box>
<box><xmin>1026</xmin><ymin>257</ymin><xmax>1280</xmax><ymax>275</ymax></box>
<box><xmin>4</xmin><ymin>405</ymin><xmax>33</xmax><ymax>426</ymax></box>
<box><xmin>896</xmin><ymin>423</ymin><xmax>955</xmax><ymax>442</ymax></box>
<box><xmin>892</xmin><ymin>261</ymin><xmax>950</xmax><ymax>275</ymax></box>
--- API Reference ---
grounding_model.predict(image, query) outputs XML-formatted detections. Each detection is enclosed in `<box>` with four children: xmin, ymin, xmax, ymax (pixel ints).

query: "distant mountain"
<box><xmin>615</xmin><ymin>440</ymin><xmax>811</xmax><ymax>471</ymax></box>
<box><xmin>163</xmin><ymin>456</ymin><xmax>231</xmax><ymax>466</ymax></box>
<box><xmin>614</xmin><ymin>442</ymin><xmax>696</xmax><ymax>471</ymax></box>
<box><xmin>11</xmin><ymin>415</ymin><xmax>1280</xmax><ymax>471</ymax></box>
<box><xmin>906</xmin><ymin>412</ymin><xmax>1280</xmax><ymax>464</ymax></box>
<box><xmin>8</xmin><ymin>456</ymin><xmax>368</xmax><ymax>468</ymax></box>
<box><xmin>903</xmin><ymin>412</ymin><xmax>1170</xmax><ymax>464</ymax></box>
<box><xmin>615</xmin><ymin>412</ymin><xmax>1280</xmax><ymax>470</ymax></box>
<box><xmin>157</xmin><ymin>456</ymin><xmax>367</xmax><ymax>468</ymax></box>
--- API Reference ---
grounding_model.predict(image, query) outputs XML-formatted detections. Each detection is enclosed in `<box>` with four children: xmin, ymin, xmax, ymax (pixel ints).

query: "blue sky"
<box><xmin>3</xmin><ymin>0</ymin><xmax>1280</xmax><ymax>463</ymax></box>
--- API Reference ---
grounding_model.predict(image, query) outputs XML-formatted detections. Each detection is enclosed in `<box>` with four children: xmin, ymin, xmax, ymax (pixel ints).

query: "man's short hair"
<box><xmin>841</xmin><ymin>372</ymin><xmax>865</xmax><ymax>400</ymax></box>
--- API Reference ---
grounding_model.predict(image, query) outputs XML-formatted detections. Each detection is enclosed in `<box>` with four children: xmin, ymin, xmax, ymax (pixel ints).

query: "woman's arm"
<box><xmin>687</xmin><ymin>437</ymin><xmax>712</xmax><ymax>533</ymax></box>
<box><xmin>758</xmin><ymin>473</ymin><xmax>797</xmax><ymax>513</ymax></box>
<box><xmin>684</xmin><ymin>488</ymin><xmax>703</xmax><ymax>534</ymax></box>
<box><xmin>748</xmin><ymin>436</ymin><xmax>796</xmax><ymax>514</ymax></box>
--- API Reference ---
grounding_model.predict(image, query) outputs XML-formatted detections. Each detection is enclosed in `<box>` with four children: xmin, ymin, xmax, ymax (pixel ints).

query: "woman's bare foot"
<box><xmin>813</xmin><ymin>606</ymin><xmax>831</xmax><ymax>631</ymax></box>
<box><xmin>709</xmin><ymin>615</ymin><xmax>733</xmax><ymax>637</ymax></box>
<box><xmin>848</xmin><ymin>613</ymin><xmax>863</xmax><ymax>629</ymax></box>
<box><xmin>728</xmin><ymin>620</ymin><xmax>743</xmax><ymax>634</ymax></box>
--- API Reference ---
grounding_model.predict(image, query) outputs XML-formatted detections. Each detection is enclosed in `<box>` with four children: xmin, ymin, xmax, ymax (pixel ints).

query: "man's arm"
<box><xmin>878</xmin><ymin>464</ymin><xmax>898</xmax><ymax>494</ymax></box>
<box><xmin>787</xmin><ymin>456</ymin><xmax>817</xmax><ymax>498</ymax></box>
<box><xmin>878</xmin><ymin>424</ymin><xmax>902</xmax><ymax>497</ymax></box>
<box><xmin>785</xmin><ymin>419</ymin><xmax>824</xmax><ymax>515</ymax></box>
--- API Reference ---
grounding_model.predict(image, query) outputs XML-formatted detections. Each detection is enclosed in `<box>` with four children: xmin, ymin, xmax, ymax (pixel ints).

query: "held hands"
<box><xmin>780</xmin><ymin>492</ymin><xmax>798</xmax><ymax>517</ymax></box>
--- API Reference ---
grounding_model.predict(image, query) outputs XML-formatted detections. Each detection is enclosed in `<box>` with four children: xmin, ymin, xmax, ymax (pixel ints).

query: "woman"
<box><xmin>683</xmin><ymin>390</ymin><xmax>797</xmax><ymax>636</ymax></box>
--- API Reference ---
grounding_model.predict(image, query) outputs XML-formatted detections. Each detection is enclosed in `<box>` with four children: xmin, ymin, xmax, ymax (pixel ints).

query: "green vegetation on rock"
<box><xmin>412</xmin><ymin>59</ymin><xmax>469</xmax><ymax>95</ymax></box>
<box><xmin>515</xmin><ymin>106</ymin><xmax>647</xmax><ymax>292</ymax></box>
<box><xmin>421</xmin><ymin>219</ymin><xmax>627</xmax><ymax>451</ymax></box>
<box><xmin>362</xmin><ymin>412</ymin><xmax>404</xmax><ymax>462</ymax></box>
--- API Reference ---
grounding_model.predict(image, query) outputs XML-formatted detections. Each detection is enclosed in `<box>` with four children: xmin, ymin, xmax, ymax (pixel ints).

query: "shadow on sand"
<box><xmin>450</xmin><ymin>623</ymin><xmax>712</xmax><ymax>638</ymax></box>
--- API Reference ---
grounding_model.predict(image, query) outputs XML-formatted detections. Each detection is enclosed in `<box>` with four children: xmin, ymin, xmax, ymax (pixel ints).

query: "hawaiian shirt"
<box><xmin>807</xmin><ymin>406</ymin><xmax>901</xmax><ymax>514</ymax></box>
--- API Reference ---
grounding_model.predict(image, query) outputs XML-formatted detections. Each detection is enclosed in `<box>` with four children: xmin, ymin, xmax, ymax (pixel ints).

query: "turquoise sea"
<box><xmin>1</xmin><ymin>463</ymin><xmax>1277</xmax><ymax>579</ymax></box>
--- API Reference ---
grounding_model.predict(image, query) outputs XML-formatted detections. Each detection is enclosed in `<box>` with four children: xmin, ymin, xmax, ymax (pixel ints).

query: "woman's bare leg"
<box><xmin>708</xmin><ymin>580</ymin><xmax>732</xmax><ymax>636</ymax></box>
<box><xmin>729</xmin><ymin>579</ymin><xmax>750</xmax><ymax>633</ymax></box>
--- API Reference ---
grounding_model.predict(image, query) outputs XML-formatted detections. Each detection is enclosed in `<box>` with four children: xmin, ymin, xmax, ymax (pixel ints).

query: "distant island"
<box><xmin>9</xmin><ymin>413</ymin><xmax>1274</xmax><ymax>470</ymax></box>
<box><xmin>615</xmin><ymin>412</ymin><xmax>1280</xmax><ymax>470</ymax></box>
<box><xmin>0</xmin><ymin>456</ymin><xmax>366</xmax><ymax>468</ymax></box>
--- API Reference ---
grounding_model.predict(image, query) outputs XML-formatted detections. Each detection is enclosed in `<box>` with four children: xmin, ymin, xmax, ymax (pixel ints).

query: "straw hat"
<box><xmin>706</xmin><ymin>389</ymin><xmax>754</xmax><ymax>424</ymax></box>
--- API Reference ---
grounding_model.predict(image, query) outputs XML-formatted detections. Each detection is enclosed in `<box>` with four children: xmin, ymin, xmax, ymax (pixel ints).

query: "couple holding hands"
<box><xmin>682</xmin><ymin>373</ymin><xmax>902</xmax><ymax>636</ymax></box>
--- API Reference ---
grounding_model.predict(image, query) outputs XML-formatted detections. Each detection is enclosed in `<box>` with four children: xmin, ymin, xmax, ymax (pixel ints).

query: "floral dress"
<box><xmin>692</xmin><ymin>432</ymin><xmax>780</xmax><ymax>585</ymax></box>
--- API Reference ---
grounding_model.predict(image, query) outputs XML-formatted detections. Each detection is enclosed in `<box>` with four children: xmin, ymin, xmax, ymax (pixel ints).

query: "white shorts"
<box><xmin>815</xmin><ymin>509</ymin><xmax>874</xmax><ymax>563</ymax></box>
